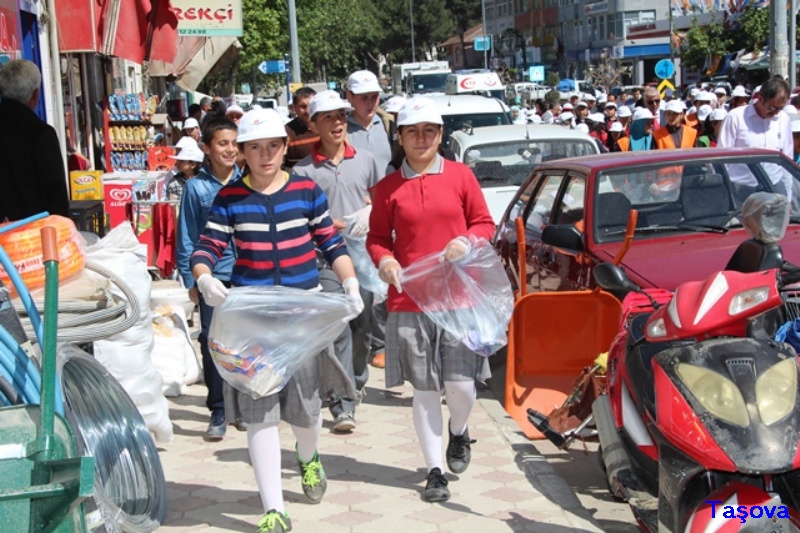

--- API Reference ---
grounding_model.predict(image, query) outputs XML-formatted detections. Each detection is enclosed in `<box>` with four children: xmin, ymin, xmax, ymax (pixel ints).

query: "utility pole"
<box><xmin>288</xmin><ymin>0</ymin><xmax>301</xmax><ymax>86</ymax></box>
<box><xmin>791</xmin><ymin>0</ymin><xmax>797</xmax><ymax>88</ymax></box>
<box><xmin>772</xmin><ymin>0</ymin><xmax>789</xmax><ymax>79</ymax></box>
<box><xmin>410</xmin><ymin>0</ymin><xmax>416</xmax><ymax>62</ymax></box>
<box><xmin>481</xmin><ymin>0</ymin><xmax>488</xmax><ymax>69</ymax></box>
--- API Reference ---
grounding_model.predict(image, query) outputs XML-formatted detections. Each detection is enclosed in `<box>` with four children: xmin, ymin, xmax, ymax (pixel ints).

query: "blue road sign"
<box><xmin>655</xmin><ymin>59</ymin><xmax>675</xmax><ymax>80</ymax></box>
<box><xmin>474</xmin><ymin>35</ymin><xmax>492</xmax><ymax>52</ymax></box>
<box><xmin>528</xmin><ymin>66</ymin><xmax>545</xmax><ymax>82</ymax></box>
<box><xmin>258</xmin><ymin>60</ymin><xmax>286</xmax><ymax>75</ymax></box>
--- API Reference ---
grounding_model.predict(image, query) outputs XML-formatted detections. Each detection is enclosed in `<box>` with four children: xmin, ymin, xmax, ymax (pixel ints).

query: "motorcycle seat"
<box><xmin>725</xmin><ymin>239</ymin><xmax>783</xmax><ymax>273</ymax></box>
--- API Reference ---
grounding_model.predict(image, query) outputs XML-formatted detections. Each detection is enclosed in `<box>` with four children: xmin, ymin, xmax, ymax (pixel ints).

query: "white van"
<box><xmin>427</xmin><ymin>94</ymin><xmax>512</xmax><ymax>149</ymax></box>
<box><xmin>449</xmin><ymin>124</ymin><xmax>599</xmax><ymax>223</ymax></box>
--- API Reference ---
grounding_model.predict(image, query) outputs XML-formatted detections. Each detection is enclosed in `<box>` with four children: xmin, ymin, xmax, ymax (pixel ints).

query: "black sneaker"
<box><xmin>423</xmin><ymin>467</ymin><xmax>450</xmax><ymax>502</ymax></box>
<box><xmin>332</xmin><ymin>412</ymin><xmax>356</xmax><ymax>433</ymax></box>
<box><xmin>205</xmin><ymin>410</ymin><xmax>226</xmax><ymax>441</ymax></box>
<box><xmin>446</xmin><ymin>423</ymin><xmax>476</xmax><ymax>474</ymax></box>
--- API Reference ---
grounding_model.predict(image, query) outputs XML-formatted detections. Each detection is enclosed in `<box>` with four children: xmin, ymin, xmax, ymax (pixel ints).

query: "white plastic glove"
<box><xmin>343</xmin><ymin>205</ymin><xmax>372</xmax><ymax>238</ymax></box>
<box><xmin>196</xmin><ymin>273</ymin><xmax>229</xmax><ymax>307</ymax></box>
<box><xmin>341</xmin><ymin>277</ymin><xmax>365</xmax><ymax>322</ymax></box>
<box><xmin>442</xmin><ymin>236</ymin><xmax>471</xmax><ymax>262</ymax></box>
<box><xmin>378</xmin><ymin>256</ymin><xmax>403</xmax><ymax>293</ymax></box>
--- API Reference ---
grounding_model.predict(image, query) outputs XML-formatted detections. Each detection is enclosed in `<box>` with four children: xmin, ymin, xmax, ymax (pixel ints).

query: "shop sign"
<box><xmin>173</xmin><ymin>0</ymin><xmax>242</xmax><ymax>37</ymax></box>
<box><xmin>585</xmin><ymin>2</ymin><xmax>608</xmax><ymax>15</ymax></box>
<box><xmin>0</xmin><ymin>0</ymin><xmax>21</xmax><ymax>64</ymax></box>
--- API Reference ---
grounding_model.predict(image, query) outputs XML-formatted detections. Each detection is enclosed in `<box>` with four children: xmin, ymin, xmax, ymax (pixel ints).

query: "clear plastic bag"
<box><xmin>341</xmin><ymin>230</ymin><xmax>388</xmax><ymax>301</ymax></box>
<box><xmin>401</xmin><ymin>236</ymin><xmax>514</xmax><ymax>356</ymax></box>
<box><xmin>208</xmin><ymin>286</ymin><xmax>355</xmax><ymax>399</ymax></box>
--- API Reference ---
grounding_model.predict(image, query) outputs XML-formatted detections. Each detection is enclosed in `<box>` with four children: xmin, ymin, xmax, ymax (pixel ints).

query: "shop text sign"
<box><xmin>0</xmin><ymin>0</ymin><xmax>21</xmax><ymax>64</ymax></box>
<box><xmin>173</xmin><ymin>0</ymin><xmax>242</xmax><ymax>37</ymax></box>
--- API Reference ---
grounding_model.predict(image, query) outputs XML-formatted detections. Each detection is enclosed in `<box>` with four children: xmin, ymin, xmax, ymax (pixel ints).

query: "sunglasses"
<box><xmin>765</xmin><ymin>103</ymin><xmax>785</xmax><ymax>113</ymax></box>
<box><xmin>646</xmin><ymin>99</ymin><xmax>661</xmax><ymax>105</ymax></box>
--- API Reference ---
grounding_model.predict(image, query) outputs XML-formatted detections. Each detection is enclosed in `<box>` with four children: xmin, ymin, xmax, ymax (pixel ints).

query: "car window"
<box><xmin>505</xmin><ymin>173</ymin><xmax>541</xmax><ymax>225</ymax></box>
<box><xmin>554</xmin><ymin>173</ymin><xmax>587</xmax><ymax>228</ymax></box>
<box><xmin>442</xmin><ymin>113</ymin><xmax>512</xmax><ymax>146</ymax></box>
<box><xmin>525</xmin><ymin>173</ymin><xmax>566</xmax><ymax>233</ymax></box>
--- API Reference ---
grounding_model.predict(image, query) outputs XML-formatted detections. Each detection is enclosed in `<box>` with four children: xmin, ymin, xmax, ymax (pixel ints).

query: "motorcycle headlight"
<box><xmin>728</xmin><ymin>286</ymin><xmax>770</xmax><ymax>316</ymax></box>
<box><xmin>755</xmin><ymin>358</ymin><xmax>798</xmax><ymax>426</ymax></box>
<box><xmin>647</xmin><ymin>317</ymin><xmax>667</xmax><ymax>338</ymax></box>
<box><xmin>676</xmin><ymin>363</ymin><xmax>749</xmax><ymax>427</ymax></box>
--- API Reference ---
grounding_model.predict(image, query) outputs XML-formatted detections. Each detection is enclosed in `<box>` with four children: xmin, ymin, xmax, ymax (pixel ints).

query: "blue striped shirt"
<box><xmin>190</xmin><ymin>174</ymin><xmax>348</xmax><ymax>289</ymax></box>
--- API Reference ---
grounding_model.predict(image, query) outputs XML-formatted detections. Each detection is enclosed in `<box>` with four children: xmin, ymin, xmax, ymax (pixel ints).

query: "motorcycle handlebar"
<box><xmin>780</xmin><ymin>262</ymin><xmax>800</xmax><ymax>287</ymax></box>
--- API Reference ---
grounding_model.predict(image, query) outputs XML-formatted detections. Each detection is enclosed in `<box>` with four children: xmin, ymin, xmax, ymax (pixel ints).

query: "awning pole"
<box><xmin>46</xmin><ymin>0</ymin><xmax>67</xmax><ymax>175</ymax></box>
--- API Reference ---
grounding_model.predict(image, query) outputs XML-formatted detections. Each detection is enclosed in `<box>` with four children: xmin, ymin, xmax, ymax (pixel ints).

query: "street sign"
<box><xmin>258</xmin><ymin>60</ymin><xmax>286</xmax><ymax>75</ymax></box>
<box><xmin>654</xmin><ymin>59</ymin><xmax>675</xmax><ymax>80</ymax></box>
<box><xmin>658</xmin><ymin>78</ymin><xmax>675</xmax><ymax>98</ymax></box>
<box><xmin>528</xmin><ymin>66</ymin><xmax>545</xmax><ymax>82</ymax></box>
<box><xmin>474</xmin><ymin>35</ymin><xmax>492</xmax><ymax>51</ymax></box>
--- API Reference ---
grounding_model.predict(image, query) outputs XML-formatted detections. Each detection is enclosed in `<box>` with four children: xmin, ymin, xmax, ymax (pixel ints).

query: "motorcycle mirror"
<box><xmin>593</xmin><ymin>262</ymin><xmax>639</xmax><ymax>294</ymax></box>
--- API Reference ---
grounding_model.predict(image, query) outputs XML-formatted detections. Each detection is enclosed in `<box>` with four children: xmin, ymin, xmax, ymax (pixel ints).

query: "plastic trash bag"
<box><xmin>208</xmin><ymin>286</ymin><xmax>356</xmax><ymax>399</ymax></box>
<box><xmin>776</xmin><ymin>317</ymin><xmax>800</xmax><ymax>353</ymax></box>
<box><xmin>401</xmin><ymin>236</ymin><xmax>514</xmax><ymax>356</ymax></box>
<box><xmin>341</xmin><ymin>230</ymin><xmax>388</xmax><ymax>301</ymax></box>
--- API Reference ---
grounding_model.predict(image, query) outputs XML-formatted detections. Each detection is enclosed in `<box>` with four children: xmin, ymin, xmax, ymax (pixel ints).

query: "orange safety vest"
<box><xmin>653</xmin><ymin>126</ymin><xmax>697</xmax><ymax>149</ymax></box>
<box><xmin>616</xmin><ymin>136</ymin><xmax>630</xmax><ymax>152</ymax></box>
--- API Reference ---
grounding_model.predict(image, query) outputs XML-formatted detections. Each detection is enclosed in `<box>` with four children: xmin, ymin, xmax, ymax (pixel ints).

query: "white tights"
<box><xmin>412</xmin><ymin>380</ymin><xmax>476</xmax><ymax>472</ymax></box>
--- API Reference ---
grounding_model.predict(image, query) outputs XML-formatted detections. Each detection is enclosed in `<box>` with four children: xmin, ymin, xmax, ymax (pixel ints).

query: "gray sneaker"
<box><xmin>332</xmin><ymin>412</ymin><xmax>356</xmax><ymax>433</ymax></box>
<box><xmin>423</xmin><ymin>467</ymin><xmax>450</xmax><ymax>502</ymax></box>
<box><xmin>446</xmin><ymin>423</ymin><xmax>475</xmax><ymax>474</ymax></box>
<box><xmin>296</xmin><ymin>449</ymin><xmax>327</xmax><ymax>504</ymax></box>
<box><xmin>204</xmin><ymin>410</ymin><xmax>226</xmax><ymax>441</ymax></box>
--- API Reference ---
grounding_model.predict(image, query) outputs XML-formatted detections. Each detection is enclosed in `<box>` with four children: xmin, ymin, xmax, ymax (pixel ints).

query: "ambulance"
<box><xmin>445</xmin><ymin>70</ymin><xmax>505</xmax><ymax>101</ymax></box>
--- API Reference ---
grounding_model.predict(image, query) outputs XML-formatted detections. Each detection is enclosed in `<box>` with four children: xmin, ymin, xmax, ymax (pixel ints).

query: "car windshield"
<box><xmin>594</xmin><ymin>156</ymin><xmax>800</xmax><ymax>243</ymax></box>
<box><xmin>410</xmin><ymin>73</ymin><xmax>449</xmax><ymax>94</ymax></box>
<box><xmin>471</xmin><ymin>139</ymin><xmax>597</xmax><ymax>186</ymax></box>
<box><xmin>442</xmin><ymin>113</ymin><xmax>511</xmax><ymax>147</ymax></box>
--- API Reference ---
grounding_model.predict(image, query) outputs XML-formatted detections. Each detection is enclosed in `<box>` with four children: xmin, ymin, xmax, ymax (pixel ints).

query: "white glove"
<box><xmin>442</xmin><ymin>236</ymin><xmax>471</xmax><ymax>262</ymax></box>
<box><xmin>378</xmin><ymin>256</ymin><xmax>403</xmax><ymax>293</ymax></box>
<box><xmin>343</xmin><ymin>205</ymin><xmax>372</xmax><ymax>238</ymax></box>
<box><xmin>196</xmin><ymin>273</ymin><xmax>229</xmax><ymax>307</ymax></box>
<box><xmin>342</xmin><ymin>277</ymin><xmax>365</xmax><ymax>322</ymax></box>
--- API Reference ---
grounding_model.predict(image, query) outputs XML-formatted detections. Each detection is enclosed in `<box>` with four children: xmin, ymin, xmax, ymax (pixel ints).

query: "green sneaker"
<box><xmin>257</xmin><ymin>509</ymin><xmax>291</xmax><ymax>533</ymax></box>
<box><xmin>296</xmin><ymin>448</ymin><xmax>327</xmax><ymax>504</ymax></box>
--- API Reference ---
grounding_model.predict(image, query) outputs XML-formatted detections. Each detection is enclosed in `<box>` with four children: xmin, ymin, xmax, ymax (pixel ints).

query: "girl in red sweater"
<box><xmin>366</xmin><ymin>96</ymin><xmax>495</xmax><ymax>503</ymax></box>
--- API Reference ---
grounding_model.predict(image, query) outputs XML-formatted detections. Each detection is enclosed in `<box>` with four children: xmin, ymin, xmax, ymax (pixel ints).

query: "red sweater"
<box><xmin>367</xmin><ymin>158</ymin><xmax>495</xmax><ymax>312</ymax></box>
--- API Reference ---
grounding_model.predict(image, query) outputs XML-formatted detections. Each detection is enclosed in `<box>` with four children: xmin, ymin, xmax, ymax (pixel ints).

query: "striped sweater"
<box><xmin>191</xmin><ymin>174</ymin><xmax>348</xmax><ymax>289</ymax></box>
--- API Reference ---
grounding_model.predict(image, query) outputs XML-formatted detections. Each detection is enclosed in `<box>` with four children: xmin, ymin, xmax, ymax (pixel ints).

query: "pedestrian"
<box><xmin>292</xmin><ymin>90</ymin><xmax>382</xmax><ymax>434</ymax></box>
<box><xmin>642</xmin><ymin>87</ymin><xmax>663</xmax><ymax>128</ymax></box>
<box><xmin>728</xmin><ymin>86</ymin><xmax>750</xmax><ymax>110</ymax></box>
<box><xmin>0</xmin><ymin>59</ymin><xmax>69</xmax><ymax>221</ymax></box>
<box><xmin>653</xmin><ymin>100</ymin><xmax>696</xmax><ymax>149</ymax></box>
<box><xmin>188</xmin><ymin>103</ymin><xmax>202</xmax><ymax>122</ymax></box>
<box><xmin>607</xmin><ymin>121</ymin><xmax>626</xmax><ymax>152</ymax></box>
<box><xmin>190</xmin><ymin>107</ymin><xmax>363</xmax><ymax>533</ymax></box>
<box><xmin>183</xmin><ymin>117</ymin><xmax>201</xmax><ymax>142</ymax></box>
<box><xmin>198</xmin><ymin>96</ymin><xmax>212</xmax><ymax>123</ymax></box>
<box><xmin>284</xmin><ymin>86</ymin><xmax>318</xmax><ymax>168</ymax></box>
<box><xmin>67</xmin><ymin>141</ymin><xmax>92</xmax><ymax>172</ymax></box>
<box><xmin>791</xmin><ymin>115</ymin><xmax>800</xmax><ymax>164</ymax></box>
<box><xmin>176</xmin><ymin>117</ymin><xmax>241</xmax><ymax>440</ymax></box>
<box><xmin>718</xmin><ymin>76</ymin><xmax>793</xmax><ymax>200</ymax></box>
<box><xmin>366</xmin><ymin>96</ymin><xmax>495</xmax><ymax>503</ymax></box>
<box><xmin>616</xmin><ymin>104</ymin><xmax>632</xmax><ymax>133</ymax></box>
<box><xmin>165</xmin><ymin>142</ymin><xmax>204</xmax><ymax>201</ymax></box>
<box><xmin>696</xmin><ymin>108</ymin><xmax>727</xmax><ymax>148</ymax></box>
<box><xmin>616</xmin><ymin>107</ymin><xmax>655</xmax><ymax>152</ymax></box>
<box><xmin>225</xmin><ymin>104</ymin><xmax>245</xmax><ymax>124</ymax></box>
<box><xmin>603</xmin><ymin>101</ymin><xmax>618</xmax><ymax>129</ymax></box>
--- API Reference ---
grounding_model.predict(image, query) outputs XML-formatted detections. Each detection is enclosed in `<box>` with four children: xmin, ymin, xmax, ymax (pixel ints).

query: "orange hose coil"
<box><xmin>0</xmin><ymin>215</ymin><xmax>86</xmax><ymax>297</ymax></box>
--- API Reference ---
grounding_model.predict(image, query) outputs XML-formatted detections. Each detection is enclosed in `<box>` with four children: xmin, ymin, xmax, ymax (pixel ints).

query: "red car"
<box><xmin>493</xmin><ymin>148</ymin><xmax>800</xmax><ymax>293</ymax></box>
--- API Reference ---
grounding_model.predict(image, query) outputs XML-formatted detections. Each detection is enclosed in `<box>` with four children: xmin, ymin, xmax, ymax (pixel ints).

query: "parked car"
<box><xmin>427</xmin><ymin>94</ymin><xmax>512</xmax><ymax>149</ymax></box>
<box><xmin>493</xmin><ymin>148</ymin><xmax>800</xmax><ymax>293</ymax></box>
<box><xmin>449</xmin><ymin>124</ymin><xmax>599</xmax><ymax>224</ymax></box>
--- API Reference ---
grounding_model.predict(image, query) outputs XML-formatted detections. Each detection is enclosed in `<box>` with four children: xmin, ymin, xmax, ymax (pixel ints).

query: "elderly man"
<box><xmin>0</xmin><ymin>59</ymin><xmax>69</xmax><ymax>221</ymax></box>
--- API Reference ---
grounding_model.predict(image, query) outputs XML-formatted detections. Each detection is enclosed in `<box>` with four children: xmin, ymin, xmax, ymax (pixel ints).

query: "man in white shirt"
<box><xmin>718</xmin><ymin>77</ymin><xmax>794</xmax><ymax>202</ymax></box>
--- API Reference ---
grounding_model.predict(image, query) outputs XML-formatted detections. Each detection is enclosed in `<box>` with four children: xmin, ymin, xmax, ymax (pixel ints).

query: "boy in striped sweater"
<box><xmin>191</xmin><ymin>108</ymin><xmax>363</xmax><ymax>533</ymax></box>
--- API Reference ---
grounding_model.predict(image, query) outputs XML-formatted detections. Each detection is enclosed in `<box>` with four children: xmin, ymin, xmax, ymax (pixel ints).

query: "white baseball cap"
<box><xmin>225</xmin><ymin>104</ymin><xmax>244</xmax><ymax>117</ymax></box>
<box><xmin>396</xmin><ymin>96</ymin><xmax>443</xmax><ymax>126</ymax></box>
<box><xmin>348</xmin><ymin>70</ymin><xmax>381</xmax><ymax>94</ymax></box>
<box><xmin>384</xmin><ymin>95</ymin><xmax>407</xmax><ymax>114</ymax></box>
<box><xmin>731</xmin><ymin>85</ymin><xmax>749</xmax><ymax>98</ymax></box>
<box><xmin>575</xmin><ymin>123</ymin><xmax>590</xmax><ymax>134</ymax></box>
<box><xmin>588</xmin><ymin>112</ymin><xmax>606</xmax><ymax>123</ymax></box>
<box><xmin>169</xmin><ymin>143</ymin><xmax>204</xmax><ymax>163</ymax></box>
<box><xmin>694</xmin><ymin>91</ymin><xmax>712</xmax><ymax>103</ymax></box>
<box><xmin>697</xmin><ymin>104</ymin><xmax>713</xmax><ymax>122</ymax></box>
<box><xmin>792</xmin><ymin>116</ymin><xmax>800</xmax><ymax>133</ymax></box>
<box><xmin>714</xmin><ymin>87</ymin><xmax>727</xmax><ymax>95</ymax></box>
<box><xmin>665</xmin><ymin>100</ymin><xmax>686</xmax><ymax>114</ymax></box>
<box><xmin>558</xmin><ymin>111</ymin><xmax>574</xmax><ymax>123</ymax></box>
<box><xmin>585</xmin><ymin>93</ymin><xmax>597</xmax><ymax>101</ymax></box>
<box><xmin>562</xmin><ymin>103</ymin><xmax>574</xmax><ymax>111</ymax></box>
<box><xmin>175</xmin><ymin>136</ymin><xmax>199</xmax><ymax>150</ymax></box>
<box><xmin>309</xmin><ymin>90</ymin><xmax>353</xmax><ymax>118</ymax></box>
<box><xmin>632</xmin><ymin>107</ymin><xmax>655</xmax><ymax>121</ymax></box>
<box><xmin>710</xmin><ymin>108</ymin><xmax>728</xmax><ymax>122</ymax></box>
<box><xmin>576</xmin><ymin>101</ymin><xmax>589</xmax><ymax>108</ymax></box>
<box><xmin>604</xmin><ymin>102</ymin><xmax>617</xmax><ymax>109</ymax></box>
<box><xmin>617</xmin><ymin>106</ymin><xmax>632</xmax><ymax>118</ymax></box>
<box><xmin>236</xmin><ymin>108</ymin><xmax>288</xmax><ymax>143</ymax></box>
<box><xmin>184</xmin><ymin>117</ymin><xmax>199</xmax><ymax>130</ymax></box>
<box><xmin>609</xmin><ymin>121</ymin><xmax>624</xmax><ymax>133</ymax></box>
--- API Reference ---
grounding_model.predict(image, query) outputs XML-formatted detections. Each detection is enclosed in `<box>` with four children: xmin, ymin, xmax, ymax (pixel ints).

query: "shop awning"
<box><xmin>149</xmin><ymin>36</ymin><xmax>240</xmax><ymax>91</ymax></box>
<box><xmin>56</xmin><ymin>0</ymin><xmax>178</xmax><ymax>64</ymax></box>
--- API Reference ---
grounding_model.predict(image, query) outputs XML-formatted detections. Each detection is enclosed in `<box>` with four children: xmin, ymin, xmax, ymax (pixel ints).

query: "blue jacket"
<box><xmin>176</xmin><ymin>165</ymin><xmax>241</xmax><ymax>288</ymax></box>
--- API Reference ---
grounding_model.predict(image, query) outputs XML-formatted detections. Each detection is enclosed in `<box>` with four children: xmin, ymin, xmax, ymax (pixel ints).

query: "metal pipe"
<box><xmin>481</xmin><ymin>0</ymin><xmax>487</xmax><ymax>69</ymax></box>
<box><xmin>773</xmin><ymin>0</ymin><xmax>789</xmax><ymax>79</ymax></box>
<box><xmin>791</xmin><ymin>0</ymin><xmax>797</xmax><ymax>89</ymax></box>
<box><xmin>288</xmin><ymin>0</ymin><xmax>301</xmax><ymax>83</ymax></box>
<box><xmin>410</xmin><ymin>0</ymin><xmax>416</xmax><ymax>63</ymax></box>
<box><xmin>45</xmin><ymin>0</ymin><xmax>68</xmax><ymax>173</ymax></box>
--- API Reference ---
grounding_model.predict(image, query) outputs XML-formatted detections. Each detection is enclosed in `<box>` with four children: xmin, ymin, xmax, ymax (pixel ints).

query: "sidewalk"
<box><xmin>156</xmin><ymin>366</ymin><xmax>604</xmax><ymax>533</ymax></box>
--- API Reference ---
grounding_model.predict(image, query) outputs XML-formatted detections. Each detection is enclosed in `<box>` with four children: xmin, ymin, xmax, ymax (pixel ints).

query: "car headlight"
<box><xmin>755</xmin><ymin>358</ymin><xmax>798</xmax><ymax>426</ymax></box>
<box><xmin>676</xmin><ymin>363</ymin><xmax>749</xmax><ymax>427</ymax></box>
<box><xmin>728</xmin><ymin>286</ymin><xmax>771</xmax><ymax>316</ymax></box>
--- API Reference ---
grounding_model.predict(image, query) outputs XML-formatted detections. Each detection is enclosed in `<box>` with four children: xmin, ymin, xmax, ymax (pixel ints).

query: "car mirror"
<box><xmin>593</xmin><ymin>262</ymin><xmax>639</xmax><ymax>294</ymax></box>
<box><xmin>542</xmin><ymin>224</ymin><xmax>584</xmax><ymax>251</ymax></box>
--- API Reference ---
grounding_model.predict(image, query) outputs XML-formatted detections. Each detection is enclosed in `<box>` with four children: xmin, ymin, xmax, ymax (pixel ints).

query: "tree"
<box><xmin>445</xmin><ymin>0</ymin><xmax>482</xmax><ymax>68</ymax></box>
<box><xmin>679</xmin><ymin>16</ymin><xmax>731</xmax><ymax>73</ymax></box>
<box><xmin>730</xmin><ymin>6</ymin><xmax>770</xmax><ymax>54</ymax></box>
<box><xmin>375</xmin><ymin>0</ymin><xmax>454</xmax><ymax>64</ymax></box>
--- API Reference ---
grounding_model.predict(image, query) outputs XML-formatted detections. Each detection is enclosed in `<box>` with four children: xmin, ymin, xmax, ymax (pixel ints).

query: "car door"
<box><xmin>537</xmin><ymin>171</ymin><xmax>591</xmax><ymax>291</ymax></box>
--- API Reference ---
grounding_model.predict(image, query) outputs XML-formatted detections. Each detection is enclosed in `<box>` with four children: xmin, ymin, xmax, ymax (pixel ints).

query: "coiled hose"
<box><xmin>60</xmin><ymin>345</ymin><xmax>167</xmax><ymax>533</ymax></box>
<box><xmin>14</xmin><ymin>260</ymin><xmax>141</xmax><ymax>343</ymax></box>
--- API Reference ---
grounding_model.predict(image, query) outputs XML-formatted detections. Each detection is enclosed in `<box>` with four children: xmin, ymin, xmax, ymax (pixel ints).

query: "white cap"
<box><xmin>558</xmin><ymin>111</ymin><xmax>574</xmax><ymax>123</ymax></box>
<box><xmin>563</xmin><ymin>103</ymin><xmax>574</xmax><ymax>111</ymax></box>
<box><xmin>236</xmin><ymin>108</ymin><xmax>288</xmax><ymax>142</ymax></box>
<box><xmin>397</xmin><ymin>96</ymin><xmax>443</xmax><ymax>126</ymax></box>
<box><xmin>384</xmin><ymin>95</ymin><xmax>406</xmax><ymax>114</ymax></box>
<box><xmin>169</xmin><ymin>143</ymin><xmax>204</xmax><ymax>162</ymax></box>
<box><xmin>785</xmin><ymin>104</ymin><xmax>799</xmax><ymax>116</ymax></box>
<box><xmin>604</xmin><ymin>102</ymin><xmax>617</xmax><ymax>109</ymax></box>
<box><xmin>694</xmin><ymin>91</ymin><xmax>712</xmax><ymax>103</ymax></box>
<box><xmin>617</xmin><ymin>106</ymin><xmax>632</xmax><ymax>118</ymax></box>
<box><xmin>184</xmin><ymin>117</ymin><xmax>199</xmax><ymax>130</ymax></box>
<box><xmin>175</xmin><ymin>136</ymin><xmax>198</xmax><ymax>150</ymax></box>
<box><xmin>585</xmin><ymin>93</ymin><xmax>597</xmax><ymax>101</ymax></box>
<box><xmin>276</xmin><ymin>106</ymin><xmax>290</xmax><ymax>123</ymax></box>
<box><xmin>575</xmin><ymin>123</ymin><xmax>590</xmax><ymax>134</ymax></box>
<box><xmin>665</xmin><ymin>100</ymin><xmax>686</xmax><ymax>114</ymax></box>
<box><xmin>697</xmin><ymin>104</ymin><xmax>713</xmax><ymax>122</ymax></box>
<box><xmin>576</xmin><ymin>101</ymin><xmax>589</xmax><ymax>108</ymax></box>
<box><xmin>632</xmin><ymin>107</ymin><xmax>654</xmax><ymax>121</ymax></box>
<box><xmin>731</xmin><ymin>85</ymin><xmax>749</xmax><ymax>98</ymax></box>
<box><xmin>710</xmin><ymin>108</ymin><xmax>728</xmax><ymax>122</ymax></box>
<box><xmin>792</xmin><ymin>116</ymin><xmax>800</xmax><ymax>133</ymax></box>
<box><xmin>529</xmin><ymin>113</ymin><xmax>542</xmax><ymax>124</ymax></box>
<box><xmin>348</xmin><ymin>70</ymin><xmax>381</xmax><ymax>94</ymax></box>
<box><xmin>225</xmin><ymin>104</ymin><xmax>244</xmax><ymax>117</ymax></box>
<box><xmin>690</xmin><ymin>88</ymin><xmax>701</xmax><ymax>97</ymax></box>
<box><xmin>588</xmin><ymin>112</ymin><xmax>606</xmax><ymax>123</ymax></box>
<box><xmin>714</xmin><ymin>87</ymin><xmax>727</xmax><ymax>95</ymax></box>
<box><xmin>609</xmin><ymin>121</ymin><xmax>624</xmax><ymax>133</ymax></box>
<box><xmin>309</xmin><ymin>90</ymin><xmax>353</xmax><ymax>118</ymax></box>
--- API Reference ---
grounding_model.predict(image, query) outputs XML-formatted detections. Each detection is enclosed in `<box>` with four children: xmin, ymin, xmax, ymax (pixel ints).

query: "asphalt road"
<box><xmin>485</xmin><ymin>354</ymin><xmax>640</xmax><ymax>533</ymax></box>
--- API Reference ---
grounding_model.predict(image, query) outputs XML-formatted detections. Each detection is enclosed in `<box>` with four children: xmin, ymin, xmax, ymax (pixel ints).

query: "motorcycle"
<box><xmin>591</xmin><ymin>193</ymin><xmax>800</xmax><ymax>533</ymax></box>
